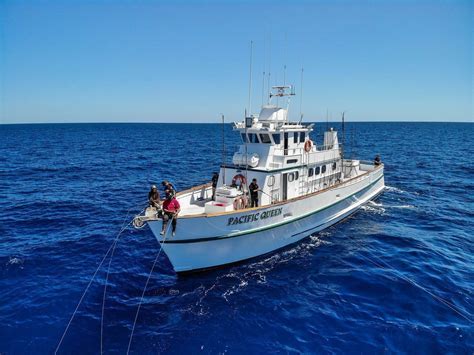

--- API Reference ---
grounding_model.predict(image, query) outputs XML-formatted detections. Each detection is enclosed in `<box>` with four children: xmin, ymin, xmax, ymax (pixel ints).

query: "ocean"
<box><xmin>1</xmin><ymin>122</ymin><xmax>472</xmax><ymax>353</ymax></box>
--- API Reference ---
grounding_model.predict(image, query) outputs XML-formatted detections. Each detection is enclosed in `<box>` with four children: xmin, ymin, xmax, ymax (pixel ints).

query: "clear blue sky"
<box><xmin>0</xmin><ymin>0</ymin><xmax>472</xmax><ymax>123</ymax></box>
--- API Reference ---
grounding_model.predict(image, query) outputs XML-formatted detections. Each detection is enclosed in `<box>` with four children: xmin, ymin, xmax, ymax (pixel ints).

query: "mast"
<box><xmin>221</xmin><ymin>114</ymin><xmax>226</xmax><ymax>185</ymax></box>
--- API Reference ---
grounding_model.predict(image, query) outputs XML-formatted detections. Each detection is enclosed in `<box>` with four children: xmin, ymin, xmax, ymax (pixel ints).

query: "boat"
<box><xmin>133</xmin><ymin>85</ymin><xmax>385</xmax><ymax>273</ymax></box>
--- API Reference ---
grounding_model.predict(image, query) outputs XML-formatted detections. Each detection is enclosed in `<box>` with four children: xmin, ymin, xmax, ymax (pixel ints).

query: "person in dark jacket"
<box><xmin>148</xmin><ymin>185</ymin><xmax>161</xmax><ymax>209</ymax></box>
<box><xmin>374</xmin><ymin>155</ymin><xmax>382</xmax><ymax>166</ymax></box>
<box><xmin>249</xmin><ymin>178</ymin><xmax>259</xmax><ymax>207</ymax></box>
<box><xmin>211</xmin><ymin>172</ymin><xmax>219</xmax><ymax>200</ymax></box>
<box><xmin>162</xmin><ymin>180</ymin><xmax>176</xmax><ymax>197</ymax></box>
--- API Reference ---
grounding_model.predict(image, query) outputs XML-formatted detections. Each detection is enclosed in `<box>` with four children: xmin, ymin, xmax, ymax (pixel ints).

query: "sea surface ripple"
<box><xmin>0</xmin><ymin>122</ymin><xmax>473</xmax><ymax>353</ymax></box>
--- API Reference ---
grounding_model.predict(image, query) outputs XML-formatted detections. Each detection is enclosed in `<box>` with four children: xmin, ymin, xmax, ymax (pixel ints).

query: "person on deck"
<box><xmin>249</xmin><ymin>178</ymin><xmax>259</xmax><ymax>208</ymax></box>
<box><xmin>162</xmin><ymin>180</ymin><xmax>176</xmax><ymax>197</ymax></box>
<box><xmin>374</xmin><ymin>155</ymin><xmax>382</xmax><ymax>166</ymax></box>
<box><xmin>211</xmin><ymin>172</ymin><xmax>219</xmax><ymax>201</ymax></box>
<box><xmin>148</xmin><ymin>185</ymin><xmax>161</xmax><ymax>210</ymax></box>
<box><xmin>161</xmin><ymin>190</ymin><xmax>181</xmax><ymax>237</ymax></box>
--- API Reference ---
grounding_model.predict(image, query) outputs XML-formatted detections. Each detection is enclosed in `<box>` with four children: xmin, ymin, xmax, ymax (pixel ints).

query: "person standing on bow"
<box><xmin>249</xmin><ymin>178</ymin><xmax>259</xmax><ymax>208</ymax></box>
<box><xmin>161</xmin><ymin>190</ymin><xmax>181</xmax><ymax>236</ymax></box>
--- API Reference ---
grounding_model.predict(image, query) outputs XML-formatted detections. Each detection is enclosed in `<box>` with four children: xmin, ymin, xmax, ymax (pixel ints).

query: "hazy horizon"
<box><xmin>1</xmin><ymin>1</ymin><xmax>472</xmax><ymax>124</ymax></box>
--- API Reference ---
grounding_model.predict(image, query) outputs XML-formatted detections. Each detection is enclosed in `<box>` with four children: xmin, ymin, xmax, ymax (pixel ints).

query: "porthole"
<box><xmin>322</xmin><ymin>165</ymin><xmax>327</xmax><ymax>173</ymax></box>
<box><xmin>308</xmin><ymin>168</ymin><xmax>314</xmax><ymax>177</ymax></box>
<box><xmin>295</xmin><ymin>171</ymin><xmax>299</xmax><ymax>180</ymax></box>
<box><xmin>332</xmin><ymin>162</ymin><xmax>337</xmax><ymax>170</ymax></box>
<box><xmin>267</xmin><ymin>175</ymin><xmax>275</xmax><ymax>187</ymax></box>
<box><xmin>288</xmin><ymin>173</ymin><xmax>295</xmax><ymax>182</ymax></box>
<box><xmin>315</xmin><ymin>166</ymin><xmax>320</xmax><ymax>175</ymax></box>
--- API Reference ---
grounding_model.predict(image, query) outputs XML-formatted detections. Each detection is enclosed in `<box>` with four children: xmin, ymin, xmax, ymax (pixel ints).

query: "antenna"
<box><xmin>261</xmin><ymin>35</ymin><xmax>266</xmax><ymax>107</ymax></box>
<box><xmin>341</xmin><ymin>111</ymin><xmax>346</xmax><ymax>164</ymax></box>
<box><xmin>326</xmin><ymin>109</ymin><xmax>329</xmax><ymax>132</ymax></box>
<box><xmin>267</xmin><ymin>34</ymin><xmax>271</xmax><ymax>104</ymax></box>
<box><xmin>299</xmin><ymin>67</ymin><xmax>304</xmax><ymax>122</ymax></box>
<box><xmin>221</xmin><ymin>114</ymin><xmax>226</xmax><ymax>185</ymax></box>
<box><xmin>247</xmin><ymin>40</ymin><xmax>253</xmax><ymax>115</ymax></box>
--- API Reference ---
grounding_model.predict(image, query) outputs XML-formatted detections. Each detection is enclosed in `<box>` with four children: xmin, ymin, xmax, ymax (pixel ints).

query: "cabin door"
<box><xmin>282</xmin><ymin>173</ymin><xmax>288</xmax><ymax>200</ymax></box>
<box><xmin>284</xmin><ymin>133</ymin><xmax>289</xmax><ymax>155</ymax></box>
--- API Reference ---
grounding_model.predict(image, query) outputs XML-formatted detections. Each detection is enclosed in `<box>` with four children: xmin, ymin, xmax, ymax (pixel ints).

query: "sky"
<box><xmin>0</xmin><ymin>0</ymin><xmax>472</xmax><ymax>124</ymax></box>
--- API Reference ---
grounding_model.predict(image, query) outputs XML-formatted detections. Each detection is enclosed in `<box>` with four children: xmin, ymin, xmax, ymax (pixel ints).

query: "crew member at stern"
<box><xmin>249</xmin><ymin>178</ymin><xmax>259</xmax><ymax>207</ymax></box>
<box><xmin>161</xmin><ymin>190</ymin><xmax>181</xmax><ymax>237</ymax></box>
<box><xmin>211</xmin><ymin>172</ymin><xmax>219</xmax><ymax>201</ymax></box>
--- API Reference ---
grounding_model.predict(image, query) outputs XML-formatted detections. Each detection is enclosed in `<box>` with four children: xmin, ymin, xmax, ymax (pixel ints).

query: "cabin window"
<box><xmin>241</xmin><ymin>133</ymin><xmax>248</xmax><ymax>143</ymax></box>
<box><xmin>332</xmin><ymin>162</ymin><xmax>337</xmax><ymax>170</ymax></box>
<box><xmin>267</xmin><ymin>175</ymin><xmax>275</xmax><ymax>187</ymax></box>
<box><xmin>308</xmin><ymin>168</ymin><xmax>314</xmax><ymax>177</ymax></box>
<box><xmin>322</xmin><ymin>165</ymin><xmax>327</xmax><ymax>174</ymax></box>
<box><xmin>248</xmin><ymin>133</ymin><xmax>259</xmax><ymax>143</ymax></box>
<box><xmin>294</xmin><ymin>132</ymin><xmax>299</xmax><ymax>143</ymax></box>
<box><xmin>295</xmin><ymin>171</ymin><xmax>299</xmax><ymax>180</ymax></box>
<box><xmin>300</xmin><ymin>132</ymin><xmax>305</xmax><ymax>142</ymax></box>
<box><xmin>287</xmin><ymin>159</ymin><xmax>298</xmax><ymax>164</ymax></box>
<box><xmin>288</xmin><ymin>173</ymin><xmax>295</xmax><ymax>182</ymax></box>
<box><xmin>260</xmin><ymin>133</ymin><xmax>272</xmax><ymax>144</ymax></box>
<box><xmin>315</xmin><ymin>166</ymin><xmax>321</xmax><ymax>175</ymax></box>
<box><xmin>273</xmin><ymin>134</ymin><xmax>281</xmax><ymax>144</ymax></box>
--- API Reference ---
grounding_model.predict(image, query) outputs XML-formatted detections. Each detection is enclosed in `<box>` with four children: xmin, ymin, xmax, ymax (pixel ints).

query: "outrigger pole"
<box><xmin>221</xmin><ymin>114</ymin><xmax>226</xmax><ymax>185</ymax></box>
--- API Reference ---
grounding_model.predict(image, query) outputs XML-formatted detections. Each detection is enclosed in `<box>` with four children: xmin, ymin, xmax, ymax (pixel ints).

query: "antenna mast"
<box><xmin>299</xmin><ymin>67</ymin><xmax>304</xmax><ymax>123</ymax></box>
<box><xmin>247</xmin><ymin>40</ymin><xmax>253</xmax><ymax>115</ymax></box>
<box><xmin>221</xmin><ymin>114</ymin><xmax>226</xmax><ymax>185</ymax></box>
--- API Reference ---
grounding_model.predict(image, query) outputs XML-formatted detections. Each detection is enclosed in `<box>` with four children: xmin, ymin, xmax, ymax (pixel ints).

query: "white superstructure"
<box><xmin>134</xmin><ymin>85</ymin><xmax>385</xmax><ymax>273</ymax></box>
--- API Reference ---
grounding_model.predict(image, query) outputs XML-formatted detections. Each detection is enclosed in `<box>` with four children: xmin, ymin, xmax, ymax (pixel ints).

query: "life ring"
<box><xmin>231</xmin><ymin>174</ymin><xmax>247</xmax><ymax>187</ymax></box>
<box><xmin>304</xmin><ymin>140</ymin><xmax>313</xmax><ymax>153</ymax></box>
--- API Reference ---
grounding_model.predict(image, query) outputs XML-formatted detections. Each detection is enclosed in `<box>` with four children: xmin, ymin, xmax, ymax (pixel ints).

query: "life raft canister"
<box><xmin>232</xmin><ymin>174</ymin><xmax>247</xmax><ymax>187</ymax></box>
<box><xmin>304</xmin><ymin>140</ymin><xmax>313</xmax><ymax>153</ymax></box>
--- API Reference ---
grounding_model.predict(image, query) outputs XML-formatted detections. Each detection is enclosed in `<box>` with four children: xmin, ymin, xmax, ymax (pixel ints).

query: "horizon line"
<box><xmin>1</xmin><ymin>120</ymin><xmax>472</xmax><ymax>125</ymax></box>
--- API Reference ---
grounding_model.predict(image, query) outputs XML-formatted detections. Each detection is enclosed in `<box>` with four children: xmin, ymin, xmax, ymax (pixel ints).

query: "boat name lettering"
<box><xmin>227</xmin><ymin>208</ymin><xmax>283</xmax><ymax>225</ymax></box>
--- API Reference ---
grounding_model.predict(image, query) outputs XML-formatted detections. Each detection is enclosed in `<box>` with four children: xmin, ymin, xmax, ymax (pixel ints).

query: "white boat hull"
<box><xmin>148</xmin><ymin>167</ymin><xmax>384</xmax><ymax>273</ymax></box>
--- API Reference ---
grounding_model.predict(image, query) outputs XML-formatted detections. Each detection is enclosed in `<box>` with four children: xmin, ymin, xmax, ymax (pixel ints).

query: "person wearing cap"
<box><xmin>161</xmin><ymin>190</ymin><xmax>181</xmax><ymax>236</ymax></box>
<box><xmin>374</xmin><ymin>154</ymin><xmax>382</xmax><ymax>166</ymax></box>
<box><xmin>162</xmin><ymin>180</ymin><xmax>176</xmax><ymax>198</ymax></box>
<box><xmin>249</xmin><ymin>178</ymin><xmax>259</xmax><ymax>207</ymax></box>
<box><xmin>148</xmin><ymin>185</ymin><xmax>161</xmax><ymax>209</ymax></box>
<box><xmin>211</xmin><ymin>172</ymin><xmax>219</xmax><ymax>201</ymax></box>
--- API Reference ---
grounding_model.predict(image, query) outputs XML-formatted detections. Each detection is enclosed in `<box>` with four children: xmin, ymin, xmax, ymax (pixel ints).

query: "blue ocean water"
<box><xmin>0</xmin><ymin>122</ymin><xmax>473</xmax><ymax>354</ymax></box>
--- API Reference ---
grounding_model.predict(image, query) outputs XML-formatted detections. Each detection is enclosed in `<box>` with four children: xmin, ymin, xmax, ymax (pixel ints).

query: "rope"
<box><xmin>100</xmin><ymin>206</ymin><xmax>146</xmax><ymax>354</ymax></box>
<box><xmin>55</xmin><ymin>202</ymin><xmax>147</xmax><ymax>355</ymax></box>
<box><xmin>55</xmin><ymin>220</ymin><xmax>132</xmax><ymax>354</ymax></box>
<box><xmin>126</xmin><ymin>215</ymin><xmax>174</xmax><ymax>354</ymax></box>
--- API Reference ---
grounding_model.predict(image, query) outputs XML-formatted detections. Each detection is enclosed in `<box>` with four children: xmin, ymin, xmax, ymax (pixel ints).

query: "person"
<box><xmin>249</xmin><ymin>178</ymin><xmax>259</xmax><ymax>207</ymax></box>
<box><xmin>211</xmin><ymin>172</ymin><xmax>219</xmax><ymax>201</ymax></box>
<box><xmin>162</xmin><ymin>180</ymin><xmax>176</xmax><ymax>197</ymax></box>
<box><xmin>161</xmin><ymin>190</ymin><xmax>181</xmax><ymax>236</ymax></box>
<box><xmin>148</xmin><ymin>185</ymin><xmax>161</xmax><ymax>209</ymax></box>
<box><xmin>374</xmin><ymin>154</ymin><xmax>382</xmax><ymax>166</ymax></box>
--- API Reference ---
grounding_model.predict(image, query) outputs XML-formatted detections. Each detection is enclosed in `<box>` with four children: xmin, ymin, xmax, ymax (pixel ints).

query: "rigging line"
<box><xmin>126</xmin><ymin>215</ymin><xmax>174</xmax><ymax>354</ymax></box>
<box><xmin>55</xmin><ymin>217</ymin><xmax>135</xmax><ymax>355</ymax></box>
<box><xmin>100</xmin><ymin>205</ymin><xmax>146</xmax><ymax>354</ymax></box>
<box><xmin>345</xmin><ymin>235</ymin><xmax>473</xmax><ymax>323</ymax></box>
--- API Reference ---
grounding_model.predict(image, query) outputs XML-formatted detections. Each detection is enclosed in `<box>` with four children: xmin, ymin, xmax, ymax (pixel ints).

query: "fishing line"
<box><xmin>100</xmin><ymin>204</ymin><xmax>147</xmax><ymax>354</ymax></box>
<box><xmin>55</xmin><ymin>203</ymin><xmax>146</xmax><ymax>355</ymax></box>
<box><xmin>126</xmin><ymin>215</ymin><xmax>174</xmax><ymax>354</ymax></box>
